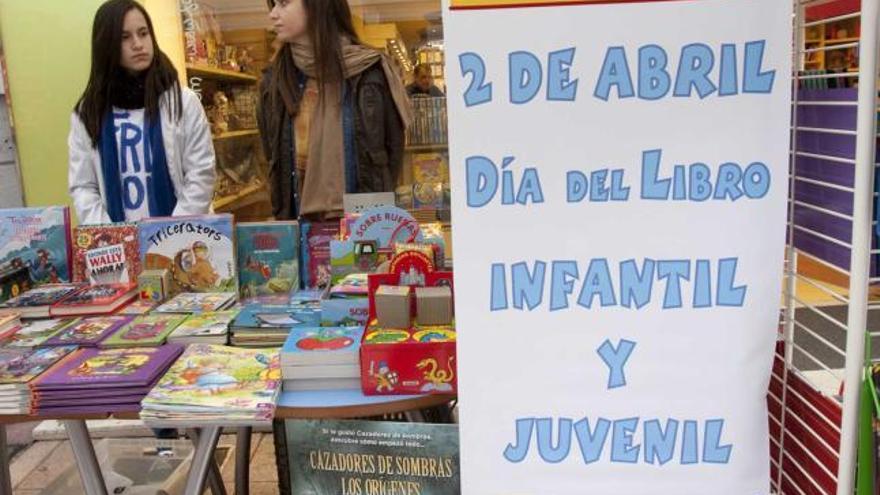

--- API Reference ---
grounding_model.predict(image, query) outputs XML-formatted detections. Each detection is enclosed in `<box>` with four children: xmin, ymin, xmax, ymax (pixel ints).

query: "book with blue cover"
<box><xmin>281</xmin><ymin>326</ymin><xmax>364</xmax><ymax>367</ymax></box>
<box><xmin>233</xmin><ymin>304</ymin><xmax>321</xmax><ymax>330</ymax></box>
<box><xmin>138</xmin><ymin>214</ymin><xmax>237</xmax><ymax>295</ymax></box>
<box><xmin>237</xmin><ymin>222</ymin><xmax>299</xmax><ymax>300</ymax></box>
<box><xmin>0</xmin><ymin>207</ymin><xmax>73</xmax><ymax>284</ymax></box>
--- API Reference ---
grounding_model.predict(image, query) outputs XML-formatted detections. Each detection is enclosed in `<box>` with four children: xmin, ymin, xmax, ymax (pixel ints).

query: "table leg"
<box><xmin>235</xmin><ymin>427</ymin><xmax>252</xmax><ymax>495</ymax></box>
<box><xmin>183</xmin><ymin>426</ymin><xmax>226</xmax><ymax>495</ymax></box>
<box><xmin>404</xmin><ymin>410</ymin><xmax>426</xmax><ymax>423</ymax></box>
<box><xmin>63</xmin><ymin>420</ymin><xmax>108</xmax><ymax>495</ymax></box>
<box><xmin>187</xmin><ymin>428</ymin><xmax>227</xmax><ymax>495</ymax></box>
<box><xmin>0</xmin><ymin>424</ymin><xmax>12</xmax><ymax>495</ymax></box>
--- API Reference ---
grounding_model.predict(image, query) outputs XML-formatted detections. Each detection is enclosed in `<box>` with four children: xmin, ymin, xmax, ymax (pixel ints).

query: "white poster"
<box><xmin>443</xmin><ymin>0</ymin><xmax>792</xmax><ymax>493</ymax></box>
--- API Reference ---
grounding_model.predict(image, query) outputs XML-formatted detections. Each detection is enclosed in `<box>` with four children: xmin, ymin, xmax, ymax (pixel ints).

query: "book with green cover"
<box><xmin>101</xmin><ymin>314</ymin><xmax>187</xmax><ymax>348</ymax></box>
<box><xmin>167</xmin><ymin>310</ymin><xmax>238</xmax><ymax>345</ymax></box>
<box><xmin>141</xmin><ymin>344</ymin><xmax>280</xmax><ymax>426</ymax></box>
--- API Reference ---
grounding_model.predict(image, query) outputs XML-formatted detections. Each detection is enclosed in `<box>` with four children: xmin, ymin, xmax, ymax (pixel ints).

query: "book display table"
<box><xmin>0</xmin><ymin>391</ymin><xmax>455</xmax><ymax>495</ymax></box>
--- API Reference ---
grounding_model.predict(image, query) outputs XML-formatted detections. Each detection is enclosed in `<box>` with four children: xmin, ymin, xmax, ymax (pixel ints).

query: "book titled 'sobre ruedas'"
<box><xmin>139</xmin><ymin>214</ymin><xmax>237</xmax><ymax>296</ymax></box>
<box><xmin>0</xmin><ymin>206</ymin><xmax>72</xmax><ymax>284</ymax></box>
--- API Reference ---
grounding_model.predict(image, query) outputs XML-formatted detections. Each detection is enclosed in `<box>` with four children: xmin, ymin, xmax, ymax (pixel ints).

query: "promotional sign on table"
<box><xmin>444</xmin><ymin>0</ymin><xmax>791</xmax><ymax>493</ymax></box>
<box><xmin>285</xmin><ymin>419</ymin><xmax>460</xmax><ymax>495</ymax></box>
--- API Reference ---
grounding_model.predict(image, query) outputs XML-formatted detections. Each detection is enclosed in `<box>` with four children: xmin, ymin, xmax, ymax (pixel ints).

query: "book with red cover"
<box><xmin>72</xmin><ymin>223</ymin><xmax>140</xmax><ymax>285</ymax></box>
<box><xmin>0</xmin><ymin>284</ymin><xmax>82</xmax><ymax>319</ymax></box>
<box><xmin>49</xmin><ymin>283</ymin><xmax>137</xmax><ymax>317</ymax></box>
<box><xmin>42</xmin><ymin>315</ymin><xmax>133</xmax><ymax>347</ymax></box>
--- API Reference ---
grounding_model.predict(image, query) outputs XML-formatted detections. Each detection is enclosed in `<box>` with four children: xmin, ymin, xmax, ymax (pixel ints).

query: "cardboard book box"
<box><xmin>360</xmin><ymin>249</ymin><xmax>457</xmax><ymax>396</ymax></box>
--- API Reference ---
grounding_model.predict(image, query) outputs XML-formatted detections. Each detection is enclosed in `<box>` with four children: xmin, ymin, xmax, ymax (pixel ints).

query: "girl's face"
<box><xmin>119</xmin><ymin>8</ymin><xmax>154</xmax><ymax>75</ymax></box>
<box><xmin>269</xmin><ymin>0</ymin><xmax>308</xmax><ymax>44</ymax></box>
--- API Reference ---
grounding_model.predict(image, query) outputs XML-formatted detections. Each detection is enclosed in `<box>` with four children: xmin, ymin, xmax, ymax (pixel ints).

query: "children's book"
<box><xmin>0</xmin><ymin>264</ymin><xmax>31</xmax><ymax>304</ymax></box>
<box><xmin>155</xmin><ymin>292</ymin><xmax>236</xmax><ymax>314</ymax></box>
<box><xmin>300</xmin><ymin>221</ymin><xmax>340</xmax><ymax>289</ymax></box>
<box><xmin>72</xmin><ymin>223</ymin><xmax>140</xmax><ymax>285</ymax></box>
<box><xmin>0</xmin><ymin>206</ymin><xmax>73</xmax><ymax>284</ymax></box>
<box><xmin>167</xmin><ymin>310</ymin><xmax>238</xmax><ymax>344</ymax></box>
<box><xmin>0</xmin><ymin>346</ymin><xmax>78</xmax><ymax>390</ymax></box>
<box><xmin>328</xmin><ymin>273</ymin><xmax>369</xmax><ymax>299</ymax></box>
<box><xmin>0</xmin><ymin>311</ymin><xmax>20</xmax><ymax>336</ymax></box>
<box><xmin>233</xmin><ymin>304</ymin><xmax>320</xmax><ymax>330</ymax></box>
<box><xmin>140</xmin><ymin>344</ymin><xmax>280</xmax><ymax>425</ymax></box>
<box><xmin>138</xmin><ymin>215</ymin><xmax>237</xmax><ymax>294</ymax></box>
<box><xmin>282</xmin><ymin>377</ymin><xmax>361</xmax><ymax>391</ymax></box>
<box><xmin>101</xmin><ymin>314</ymin><xmax>187</xmax><ymax>348</ymax></box>
<box><xmin>49</xmin><ymin>283</ymin><xmax>138</xmax><ymax>317</ymax></box>
<box><xmin>281</xmin><ymin>326</ymin><xmax>363</xmax><ymax>367</ymax></box>
<box><xmin>237</xmin><ymin>221</ymin><xmax>299</xmax><ymax>300</ymax></box>
<box><xmin>42</xmin><ymin>315</ymin><xmax>133</xmax><ymax>347</ymax></box>
<box><xmin>0</xmin><ymin>284</ymin><xmax>82</xmax><ymax>318</ymax></box>
<box><xmin>117</xmin><ymin>299</ymin><xmax>157</xmax><ymax>316</ymax></box>
<box><xmin>34</xmin><ymin>345</ymin><xmax>184</xmax><ymax>389</ymax></box>
<box><xmin>0</xmin><ymin>318</ymin><xmax>78</xmax><ymax>348</ymax></box>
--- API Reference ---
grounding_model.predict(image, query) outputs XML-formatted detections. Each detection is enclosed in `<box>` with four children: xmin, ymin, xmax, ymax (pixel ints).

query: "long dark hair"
<box><xmin>266</xmin><ymin>0</ymin><xmax>361</xmax><ymax>116</ymax></box>
<box><xmin>75</xmin><ymin>0</ymin><xmax>182</xmax><ymax>146</ymax></box>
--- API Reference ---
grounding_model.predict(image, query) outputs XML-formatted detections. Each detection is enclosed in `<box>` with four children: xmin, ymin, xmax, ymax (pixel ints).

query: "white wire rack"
<box><xmin>773</xmin><ymin>1</ymin><xmax>879</xmax><ymax>493</ymax></box>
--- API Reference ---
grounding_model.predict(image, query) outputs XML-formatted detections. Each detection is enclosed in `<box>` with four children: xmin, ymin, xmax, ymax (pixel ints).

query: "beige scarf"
<box><xmin>291</xmin><ymin>40</ymin><xmax>413</xmax><ymax>218</ymax></box>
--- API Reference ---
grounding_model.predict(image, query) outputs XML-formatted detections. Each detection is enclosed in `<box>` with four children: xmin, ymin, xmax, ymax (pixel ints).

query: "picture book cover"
<box><xmin>155</xmin><ymin>292</ymin><xmax>236</xmax><ymax>314</ymax></box>
<box><xmin>0</xmin><ymin>346</ymin><xmax>78</xmax><ymax>385</ymax></box>
<box><xmin>0</xmin><ymin>206</ymin><xmax>72</xmax><ymax>284</ymax></box>
<box><xmin>42</xmin><ymin>316</ymin><xmax>134</xmax><ymax>347</ymax></box>
<box><xmin>237</xmin><ymin>222</ymin><xmax>300</xmax><ymax>300</ymax></box>
<box><xmin>72</xmin><ymin>223</ymin><xmax>140</xmax><ymax>285</ymax></box>
<box><xmin>170</xmin><ymin>310</ymin><xmax>238</xmax><ymax>339</ymax></box>
<box><xmin>300</xmin><ymin>221</ymin><xmax>340</xmax><ymax>289</ymax></box>
<box><xmin>0</xmin><ymin>263</ymin><xmax>31</xmax><ymax>304</ymax></box>
<box><xmin>101</xmin><ymin>314</ymin><xmax>187</xmax><ymax>348</ymax></box>
<box><xmin>234</xmin><ymin>304</ymin><xmax>321</xmax><ymax>329</ymax></box>
<box><xmin>0</xmin><ymin>319</ymin><xmax>78</xmax><ymax>348</ymax></box>
<box><xmin>328</xmin><ymin>273</ymin><xmax>369</xmax><ymax>299</ymax></box>
<box><xmin>34</xmin><ymin>345</ymin><xmax>184</xmax><ymax>388</ymax></box>
<box><xmin>138</xmin><ymin>214</ymin><xmax>237</xmax><ymax>294</ymax></box>
<box><xmin>118</xmin><ymin>300</ymin><xmax>157</xmax><ymax>316</ymax></box>
<box><xmin>281</xmin><ymin>327</ymin><xmax>363</xmax><ymax>365</ymax></box>
<box><xmin>0</xmin><ymin>284</ymin><xmax>80</xmax><ymax>310</ymax></box>
<box><xmin>51</xmin><ymin>283</ymin><xmax>137</xmax><ymax>309</ymax></box>
<box><xmin>141</xmin><ymin>344</ymin><xmax>280</xmax><ymax>411</ymax></box>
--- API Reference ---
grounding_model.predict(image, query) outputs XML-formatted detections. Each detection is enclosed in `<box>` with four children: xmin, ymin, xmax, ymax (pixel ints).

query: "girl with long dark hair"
<box><xmin>69</xmin><ymin>0</ymin><xmax>215</xmax><ymax>224</ymax></box>
<box><xmin>258</xmin><ymin>0</ymin><xmax>412</xmax><ymax>220</ymax></box>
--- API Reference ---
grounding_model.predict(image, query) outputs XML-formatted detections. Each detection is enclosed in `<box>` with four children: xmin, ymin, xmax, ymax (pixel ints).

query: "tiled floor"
<box><xmin>10</xmin><ymin>432</ymin><xmax>280</xmax><ymax>495</ymax></box>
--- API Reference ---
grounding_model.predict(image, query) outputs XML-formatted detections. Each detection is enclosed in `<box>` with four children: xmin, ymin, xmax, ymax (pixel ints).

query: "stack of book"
<box><xmin>0</xmin><ymin>318</ymin><xmax>78</xmax><ymax>348</ymax></box>
<box><xmin>0</xmin><ymin>346</ymin><xmax>77</xmax><ymax>414</ymax></box>
<box><xmin>101</xmin><ymin>314</ymin><xmax>187</xmax><ymax>348</ymax></box>
<box><xmin>41</xmin><ymin>316</ymin><xmax>133</xmax><ymax>347</ymax></box>
<box><xmin>0</xmin><ymin>311</ymin><xmax>21</xmax><ymax>336</ymax></box>
<box><xmin>230</xmin><ymin>303</ymin><xmax>320</xmax><ymax>347</ymax></box>
<box><xmin>31</xmin><ymin>345</ymin><xmax>185</xmax><ymax>415</ymax></box>
<box><xmin>0</xmin><ymin>284</ymin><xmax>81</xmax><ymax>319</ymax></box>
<box><xmin>281</xmin><ymin>326</ymin><xmax>364</xmax><ymax>391</ymax></box>
<box><xmin>155</xmin><ymin>292</ymin><xmax>237</xmax><ymax>314</ymax></box>
<box><xmin>49</xmin><ymin>283</ymin><xmax>138</xmax><ymax>317</ymax></box>
<box><xmin>141</xmin><ymin>344</ymin><xmax>280</xmax><ymax>426</ymax></box>
<box><xmin>167</xmin><ymin>310</ymin><xmax>239</xmax><ymax>345</ymax></box>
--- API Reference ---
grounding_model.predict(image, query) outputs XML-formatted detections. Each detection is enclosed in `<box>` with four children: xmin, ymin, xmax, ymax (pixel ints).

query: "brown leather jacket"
<box><xmin>257</xmin><ymin>61</ymin><xmax>405</xmax><ymax>219</ymax></box>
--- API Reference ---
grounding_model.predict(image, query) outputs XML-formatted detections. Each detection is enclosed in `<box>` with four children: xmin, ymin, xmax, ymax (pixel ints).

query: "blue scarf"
<box><xmin>99</xmin><ymin>110</ymin><xmax>177</xmax><ymax>222</ymax></box>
